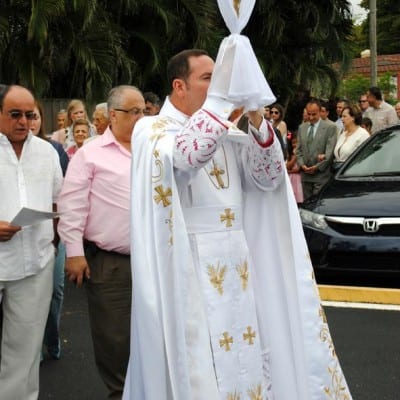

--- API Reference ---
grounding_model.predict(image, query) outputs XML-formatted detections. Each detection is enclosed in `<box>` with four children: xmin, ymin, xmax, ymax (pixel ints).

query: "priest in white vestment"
<box><xmin>123</xmin><ymin>45</ymin><xmax>352</xmax><ymax>400</ymax></box>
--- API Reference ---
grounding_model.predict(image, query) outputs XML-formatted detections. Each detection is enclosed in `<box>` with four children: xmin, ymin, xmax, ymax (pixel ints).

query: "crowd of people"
<box><xmin>1</xmin><ymin>53</ymin><xmax>399</xmax><ymax>399</ymax></box>
<box><xmin>273</xmin><ymin>86</ymin><xmax>400</xmax><ymax>204</ymax></box>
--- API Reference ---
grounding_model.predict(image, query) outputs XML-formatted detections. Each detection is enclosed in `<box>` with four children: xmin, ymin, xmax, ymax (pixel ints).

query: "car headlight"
<box><xmin>299</xmin><ymin>208</ymin><xmax>328</xmax><ymax>230</ymax></box>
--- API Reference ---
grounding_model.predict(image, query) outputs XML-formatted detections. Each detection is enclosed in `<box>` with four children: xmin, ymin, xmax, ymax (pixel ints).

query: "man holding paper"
<box><xmin>123</xmin><ymin>1</ymin><xmax>352</xmax><ymax>399</ymax></box>
<box><xmin>0</xmin><ymin>84</ymin><xmax>62</xmax><ymax>400</ymax></box>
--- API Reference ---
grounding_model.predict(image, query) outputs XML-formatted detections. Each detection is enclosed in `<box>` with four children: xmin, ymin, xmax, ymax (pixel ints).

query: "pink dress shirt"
<box><xmin>57</xmin><ymin>127</ymin><xmax>131</xmax><ymax>257</ymax></box>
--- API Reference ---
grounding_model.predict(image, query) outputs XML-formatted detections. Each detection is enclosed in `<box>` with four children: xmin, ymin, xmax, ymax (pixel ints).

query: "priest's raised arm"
<box><xmin>173</xmin><ymin>97</ymin><xmax>284</xmax><ymax>192</ymax></box>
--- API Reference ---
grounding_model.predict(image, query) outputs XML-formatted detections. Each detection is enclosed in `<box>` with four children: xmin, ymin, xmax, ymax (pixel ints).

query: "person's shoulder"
<box><xmin>357</xmin><ymin>126</ymin><xmax>370</xmax><ymax>139</ymax></box>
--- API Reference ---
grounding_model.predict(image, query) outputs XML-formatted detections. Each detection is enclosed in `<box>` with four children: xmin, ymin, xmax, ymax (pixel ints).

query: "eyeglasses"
<box><xmin>270</xmin><ymin>111</ymin><xmax>280</xmax><ymax>115</ymax></box>
<box><xmin>7</xmin><ymin>110</ymin><xmax>36</xmax><ymax>120</ymax></box>
<box><xmin>114</xmin><ymin>107</ymin><xmax>145</xmax><ymax>116</ymax></box>
<box><xmin>359</xmin><ymin>100</ymin><xmax>368</xmax><ymax>103</ymax></box>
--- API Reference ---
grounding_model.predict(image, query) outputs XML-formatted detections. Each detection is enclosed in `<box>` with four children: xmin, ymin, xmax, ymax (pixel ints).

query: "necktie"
<box><xmin>307</xmin><ymin>124</ymin><xmax>314</xmax><ymax>146</ymax></box>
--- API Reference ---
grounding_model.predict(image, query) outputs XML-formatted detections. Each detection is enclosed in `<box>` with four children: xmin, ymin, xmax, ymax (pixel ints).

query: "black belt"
<box><xmin>83</xmin><ymin>240</ymin><xmax>130</xmax><ymax>258</ymax></box>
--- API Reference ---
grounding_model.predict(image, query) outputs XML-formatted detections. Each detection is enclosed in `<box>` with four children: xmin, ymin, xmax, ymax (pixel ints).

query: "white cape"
<box><xmin>123</xmin><ymin>110</ymin><xmax>352</xmax><ymax>400</ymax></box>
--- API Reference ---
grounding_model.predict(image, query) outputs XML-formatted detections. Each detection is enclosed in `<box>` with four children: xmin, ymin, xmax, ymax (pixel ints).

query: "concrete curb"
<box><xmin>318</xmin><ymin>285</ymin><xmax>400</xmax><ymax>305</ymax></box>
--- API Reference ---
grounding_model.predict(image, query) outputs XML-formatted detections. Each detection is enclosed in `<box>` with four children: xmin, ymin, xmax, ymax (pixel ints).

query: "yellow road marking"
<box><xmin>318</xmin><ymin>285</ymin><xmax>400</xmax><ymax>305</ymax></box>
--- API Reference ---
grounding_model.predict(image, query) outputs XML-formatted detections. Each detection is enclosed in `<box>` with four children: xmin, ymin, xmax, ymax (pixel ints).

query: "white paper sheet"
<box><xmin>11</xmin><ymin>207</ymin><xmax>60</xmax><ymax>227</ymax></box>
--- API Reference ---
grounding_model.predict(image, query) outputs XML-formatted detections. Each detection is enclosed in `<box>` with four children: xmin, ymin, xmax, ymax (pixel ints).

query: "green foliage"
<box><xmin>338</xmin><ymin>72</ymin><xmax>397</xmax><ymax>103</ymax></box>
<box><xmin>360</xmin><ymin>0</ymin><xmax>400</xmax><ymax>55</ymax></box>
<box><xmin>0</xmin><ymin>0</ymin><xmax>354</xmax><ymax>109</ymax></box>
<box><xmin>337</xmin><ymin>74</ymin><xmax>369</xmax><ymax>102</ymax></box>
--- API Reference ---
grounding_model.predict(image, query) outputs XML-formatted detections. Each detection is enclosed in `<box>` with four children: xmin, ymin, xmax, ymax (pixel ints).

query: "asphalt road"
<box><xmin>39</xmin><ymin>280</ymin><xmax>400</xmax><ymax>400</ymax></box>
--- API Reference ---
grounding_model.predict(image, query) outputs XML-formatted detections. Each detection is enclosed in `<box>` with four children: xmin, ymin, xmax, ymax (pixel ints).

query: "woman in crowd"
<box><xmin>30</xmin><ymin>100</ymin><xmax>68</xmax><ymax>360</ymax></box>
<box><xmin>270</xmin><ymin>103</ymin><xmax>288</xmax><ymax>144</ymax></box>
<box><xmin>66</xmin><ymin>118</ymin><xmax>90</xmax><ymax>159</ymax></box>
<box><xmin>334</xmin><ymin>104</ymin><xmax>370</xmax><ymax>169</ymax></box>
<box><xmin>52</xmin><ymin>99</ymin><xmax>95</xmax><ymax>149</ymax></box>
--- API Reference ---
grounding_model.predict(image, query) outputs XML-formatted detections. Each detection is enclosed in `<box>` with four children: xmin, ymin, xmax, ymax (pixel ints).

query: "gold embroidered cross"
<box><xmin>153</xmin><ymin>185</ymin><xmax>172</xmax><ymax>207</ymax></box>
<box><xmin>233</xmin><ymin>0</ymin><xmax>241</xmax><ymax>17</ymax></box>
<box><xmin>243</xmin><ymin>326</ymin><xmax>256</xmax><ymax>345</ymax></box>
<box><xmin>220</xmin><ymin>208</ymin><xmax>235</xmax><ymax>227</ymax></box>
<box><xmin>210</xmin><ymin>163</ymin><xmax>225</xmax><ymax>188</ymax></box>
<box><xmin>219</xmin><ymin>331</ymin><xmax>233</xmax><ymax>351</ymax></box>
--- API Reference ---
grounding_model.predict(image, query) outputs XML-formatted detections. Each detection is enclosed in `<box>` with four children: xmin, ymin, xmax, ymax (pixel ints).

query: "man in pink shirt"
<box><xmin>57</xmin><ymin>85</ymin><xmax>145</xmax><ymax>399</ymax></box>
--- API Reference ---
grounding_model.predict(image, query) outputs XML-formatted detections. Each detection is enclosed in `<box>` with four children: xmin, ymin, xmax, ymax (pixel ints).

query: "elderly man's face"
<box><xmin>0</xmin><ymin>86</ymin><xmax>35</xmax><ymax>144</ymax></box>
<box><xmin>92</xmin><ymin>109</ymin><xmax>109</xmax><ymax>135</ymax></box>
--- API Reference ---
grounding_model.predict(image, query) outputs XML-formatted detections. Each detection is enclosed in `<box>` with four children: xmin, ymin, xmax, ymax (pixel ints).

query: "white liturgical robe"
<box><xmin>123</xmin><ymin>98</ymin><xmax>352</xmax><ymax>400</ymax></box>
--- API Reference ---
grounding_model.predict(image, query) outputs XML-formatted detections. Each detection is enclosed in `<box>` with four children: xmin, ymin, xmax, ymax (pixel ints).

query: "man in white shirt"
<box><xmin>0</xmin><ymin>84</ymin><xmax>63</xmax><ymax>400</ymax></box>
<box><xmin>364</xmin><ymin>86</ymin><xmax>398</xmax><ymax>134</ymax></box>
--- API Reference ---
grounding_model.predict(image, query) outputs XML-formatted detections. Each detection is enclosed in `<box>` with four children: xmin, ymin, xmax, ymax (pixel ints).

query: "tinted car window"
<box><xmin>341</xmin><ymin>129</ymin><xmax>400</xmax><ymax>177</ymax></box>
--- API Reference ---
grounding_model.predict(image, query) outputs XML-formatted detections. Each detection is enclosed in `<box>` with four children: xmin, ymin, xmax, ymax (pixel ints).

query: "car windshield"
<box><xmin>341</xmin><ymin>129</ymin><xmax>400</xmax><ymax>177</ymax></box>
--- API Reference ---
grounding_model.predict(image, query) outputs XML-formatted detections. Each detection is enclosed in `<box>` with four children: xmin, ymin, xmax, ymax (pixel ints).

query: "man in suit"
<box><xmin>296</xmin><ymin>99</ymin><xmax>337</xmax><ymax>199</ymax></box>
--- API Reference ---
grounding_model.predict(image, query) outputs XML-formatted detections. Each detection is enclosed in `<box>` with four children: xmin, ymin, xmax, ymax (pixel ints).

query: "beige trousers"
<box><xmin>0</xmin><ymin>257</ymin><xmax>54</xmax><ymax>400</ymax></box>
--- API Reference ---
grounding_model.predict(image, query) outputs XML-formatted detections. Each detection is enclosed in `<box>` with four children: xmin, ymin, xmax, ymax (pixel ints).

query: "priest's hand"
<box><xmin>0</xmin><ymin>221</ymin><xmax>21</xmax><ymax>242</ymax></box>
<box><xmin>247</xmin><ymin>110</ymin><xmax>264</xmax><ymax>130</ymax></box>
<box><xmin>66</xmin><ymin>256</ymin><xmax>90</xmax><ymax>287</ymax></box>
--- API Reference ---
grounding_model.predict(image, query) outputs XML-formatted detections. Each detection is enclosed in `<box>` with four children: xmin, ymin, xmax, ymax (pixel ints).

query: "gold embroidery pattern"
<box><xmin>165</xmin><ymin>209</ymin><xmax>173</xmax><ymax>246</ymax></box>
<box><xmin>320</xmin><ymin>325</ymin><xmax>336</xmax><ymax>358</ymax></box>
<box><xmin>324</xmin><ymin>361</ymin><xmax>351</xmax><ymax>400</ymax></box>
<box><xmin>319</xmin><ymin>306</ymin><xmax>328</xmax><ymax>324</ymax></box>
<box><xmin>233</xmin><ymin>0</ymin><xmax>241</xmax><ymax>17</ymax></box>
<box><xmin>243</xmin><ymin>326</ymin><xmax>256</xmax><ymax>345</ymax></box>
<box><xmin>207</xmin><ymin>262</ymin><xmax>227</xmax><ymax>295</ymax></box>
<box><xmin>219</xmin><ymin>331</ymin><xmax>233</xmax><ymax>351</ymax></box>
<box><xmin>153</xmin><ymin>185</ymin><xmax>172</xmax><ymax>207</ymax></box>
<box><xmin>319</xmin><ymin>307</ymin><xmax>350</xmax><ymax>399</ymax></box>
<box><xmin>152</xmin><ymin>148</ymin><xmax>164</xmax><ymax>183</ymax></box>
<box><xmin>220</xmin><ymin>208</ymin><xmax>235</xmax><ymax>228</ymax></box>
<box><xmin>210</xmin><ymin>162</ymin><xmax>226</xmax><ymax>188</ymax></box>
<box><xmin>149</xmin><ymin>118</ymin><xmax>169</xmax><ymax>142</ymax></box>
<box><xmin>247</xmin><ymin>384</ymin><xmax>262</xmax><ymax>400</ymax></box>
<box><xmin>204</xmin><ymin>145</ymin><xmax>230</xmax><ymax>189</ymax></box>
<box><xmin>227</xmin><ymin>391</ymin><xmax>241</xmax><ymax>400</ymax></box>
<box><xmin>236</xmin><ymin>260</ymin><xmax>249</xmax><ymax>290</ymax></box>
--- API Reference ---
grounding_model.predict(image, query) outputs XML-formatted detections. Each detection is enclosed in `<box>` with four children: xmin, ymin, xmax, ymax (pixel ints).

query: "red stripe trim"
<box><xmin>202</xmin><ymin>109</ymin><xmax>229</xmax><ymax>129</ymax></box>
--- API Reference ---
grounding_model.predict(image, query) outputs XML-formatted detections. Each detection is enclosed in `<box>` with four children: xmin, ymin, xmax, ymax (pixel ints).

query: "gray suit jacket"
<box><xmin>296</xmin><ymin>119</ymin><xmax>337</xmax><ymax>183</ymax></box>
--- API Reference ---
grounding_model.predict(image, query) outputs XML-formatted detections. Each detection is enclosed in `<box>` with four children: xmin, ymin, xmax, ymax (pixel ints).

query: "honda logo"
<box><xmin>363</xmin><ymin>219</ymin><xmax>379</xmax><ymax>233</ymax></box>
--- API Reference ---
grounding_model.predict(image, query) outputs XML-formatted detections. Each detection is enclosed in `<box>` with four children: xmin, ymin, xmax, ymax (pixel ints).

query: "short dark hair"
<box><xmin>167</xmin><ymin>49</ymin><xmax>209</xmax><ymax>90</ymax></box>
<box><xmin>368</xmin><ymin>86</ymin><xmax>382</xmax><ymax>101</ymax></box>
<box><xmin>0</xmin><ymin>84</ymin><xmax>10</xmax><ymax>111</ymax></box>
<box><xmin>343</xmin><ymin>104</ymin><xmax>363</xmax><ymax>125</ymax></box>
<box><xmin>143</xmin><ymin>91</ymin><xmax>160</xmax><ymax>105</ymax></box>
<box><xmin>361</xmin><ymin>116</ymin><xmax>372</xmax><ymax>130</ymax></box>
<box><xmin>306</xmin><ymin>99</ymin><xmax>321</xmax><ymax>110</ymax></box>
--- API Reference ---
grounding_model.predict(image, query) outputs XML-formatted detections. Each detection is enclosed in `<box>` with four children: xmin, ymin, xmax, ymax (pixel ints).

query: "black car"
<box><xmin>300</xmin><ymin>125</ymin><xmax>400</xmax><ymax>286</ymax></box>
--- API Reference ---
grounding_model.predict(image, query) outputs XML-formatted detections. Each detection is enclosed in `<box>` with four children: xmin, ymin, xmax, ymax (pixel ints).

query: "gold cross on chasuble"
<box><xmin>243</xmin><ymin>326</ymin><xmax>256</xmax><ymax>345</ymax></box>
<box><xmin>210</xmin><ymin>163</ymin><xmax>226</xmax><ymax>188</ymax></box>
<box><xmin>153</xmin><ymin>185</ymin><xmax>172</xmax><ymax>207</ymax></box>
<box><xmin>220</xmin><ymin>208</ymin><xmax>235</xmax><ymax>227</ymax></box>
<box><xmin>219</xmin><ymin>332</ymin><xmax>233</xmax><ymax>351</ymax></box>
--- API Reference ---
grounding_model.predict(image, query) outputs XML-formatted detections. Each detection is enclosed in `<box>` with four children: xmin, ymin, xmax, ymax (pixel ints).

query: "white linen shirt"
<box><xmin>0</xmin><ymin>132</ymin><xmax>63</xmax><ymax>280</ymax></box>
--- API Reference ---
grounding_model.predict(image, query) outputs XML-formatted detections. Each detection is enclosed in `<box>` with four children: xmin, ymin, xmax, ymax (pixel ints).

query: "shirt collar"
<box><xmin>98</xmin><ymin>126</ymin><xmax>119</xmax><ymax>147</ymax></box>
<box><xmin>159</xmin><ymin>96</ymin><xmax>190</xmax><ymax>126</ymax></box>
<box><xmin>310</xmin><ymin>118</ymin><xmax>321</xmax><ymax>130</ymax></box>
<box><xmin>0</xmin><ymin>131</ymin><xmax>32</xmax><ymax>144</ymax></box>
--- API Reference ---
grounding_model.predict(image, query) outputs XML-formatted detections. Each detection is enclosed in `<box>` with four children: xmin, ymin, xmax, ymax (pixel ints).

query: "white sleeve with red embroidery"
<box><xmin>244</xmin><ymin>119</ymin><xmax>284</xmax><ymax>191</ymax></box>
<box><xmin>173</xmin><ymin>108</ymin><xmax>230</xmax><ymax>171</ymax></box>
